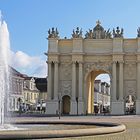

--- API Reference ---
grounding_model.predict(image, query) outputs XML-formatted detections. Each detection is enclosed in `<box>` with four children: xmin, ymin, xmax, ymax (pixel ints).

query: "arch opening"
<box><xmin>62</xmin><ymin>95</ymin><xmax>71</xmax><ymax>115</ymax></box>
<box><xmin>85</xmin><ymin>70</ymin><xmax>111</xmax><ymax>115</ymax></box>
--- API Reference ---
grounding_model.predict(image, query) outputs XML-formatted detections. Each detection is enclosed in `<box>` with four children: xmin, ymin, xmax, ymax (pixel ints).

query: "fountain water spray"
<box><xmin>0</xmin><ymin>11</ymin><xmax>10</xmax><ymax>126</ymax></box>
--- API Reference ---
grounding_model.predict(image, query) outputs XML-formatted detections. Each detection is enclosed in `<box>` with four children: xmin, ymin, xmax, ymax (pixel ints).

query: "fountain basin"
<box><xmin>0</xmin><ymin>120</ymin><xmax>126</xmax><ymax>139</ymax></box>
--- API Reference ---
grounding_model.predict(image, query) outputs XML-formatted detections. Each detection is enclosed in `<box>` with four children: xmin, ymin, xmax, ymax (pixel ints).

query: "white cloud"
<box><xmin>11</xmin><ymin>50</ymin><xmax>47</xmax><ymax>77</ymax></box>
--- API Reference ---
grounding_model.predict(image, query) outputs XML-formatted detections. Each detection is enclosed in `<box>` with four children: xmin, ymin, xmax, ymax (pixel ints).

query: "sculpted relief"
<box><xmin>59</xmin><ymin>63</ymin><xmax>72</xmax><ymax>80</ymax></box>
<box><xmin>124</xmin><ymin>64</ymin><xmax>136</xmax><ymax>80</ymax></box>
<box><xmin>59</xmin><ymin>81</ymin><xmax>71</xmax><ymax>97</ymax></box>
<box><xmin>125</xmin><ymin>81</ymin><xmax>136</xmax><ymax>97</ymax></box>
<box><xmin>59</xmin><ymin>63</ymin><xmax>72</xmax><ymax>97</ymax></box>
<box><xmin>84</xmin><ymin>62</ymin><xmax>112</xmax><ymax>74</ymax></box>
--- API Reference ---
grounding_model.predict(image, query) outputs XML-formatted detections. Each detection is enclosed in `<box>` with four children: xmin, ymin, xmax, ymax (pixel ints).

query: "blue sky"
<box><xmin>1</xmin><ymin>0</ymin><xmax>140</xmax><ymax>78</ymax></box>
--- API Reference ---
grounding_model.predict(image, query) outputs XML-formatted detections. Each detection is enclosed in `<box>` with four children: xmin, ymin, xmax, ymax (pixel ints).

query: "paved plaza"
<box><xmin>12</xmin><ymin>114</ymin><xmax>140</xmax><ymax>123</ymax></box>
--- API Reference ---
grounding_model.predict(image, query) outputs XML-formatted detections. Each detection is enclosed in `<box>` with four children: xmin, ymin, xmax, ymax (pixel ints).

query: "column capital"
<box><xmin>47</xmin><ymin>61</ymin><xmax>52</xmax><ymax>64</ymax></box>
<box><xmin>112</xmin><ymin>61</ymin><xmax>117</xmax><ymax>64</ymax></box>
<box><xmin>118</xmin><ymin>61</ymin><xmax>124</xmax><ymax>64</ymax></box>
<box><xmin>72</xmin><ymin>61</ymin><xmax>77</xmax><ymax>64</ymax></box>
<box><xmin>78</xmin><ymin>61</ymin><xmax>84</xmax><ymax>64</ymax></box>
<box><xmin>53</xmin><ymin>61</ymin><xmax>59</xmax><ymax>64</ymax></box>
<box><xmin>136</xmin><ymin>60</ymin><xmax>140</xmax><ymax>63</ymax></box>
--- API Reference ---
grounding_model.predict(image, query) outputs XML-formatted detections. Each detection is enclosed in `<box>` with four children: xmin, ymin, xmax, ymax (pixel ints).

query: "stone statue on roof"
<box><xmin>72</xmin><ymin>27</ymin><xmax>82</xmax><ymax>38</ymax></box>
<box><xmin>105</xmin><ymin>29</ymin><xmax>112</xmax><ymax>39</ymax></box>
<box><xmin>137</xmin><ymin>27</ymin><xmax>140</xmax><ymax>37</ymax></box>
<box><xmin>85</xmin><ymin>29</ymin><xmax>93</xmax><ymax>39</ymax></box>
<box><xmin>113</xmin><ymin>27</ymin><xmax>123</xmax><ymax>38</ymax></box>
<box><xmin>48</xmin><ymin>27</ymin><xmax>59</xmax><ymax>39</ymax></box>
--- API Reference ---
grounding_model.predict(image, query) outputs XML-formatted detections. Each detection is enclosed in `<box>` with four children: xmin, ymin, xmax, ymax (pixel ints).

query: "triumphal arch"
<box><xmin>46</xmin><ymin>21</ymin><xmax>140</xmax><ymax>115</ymax></box>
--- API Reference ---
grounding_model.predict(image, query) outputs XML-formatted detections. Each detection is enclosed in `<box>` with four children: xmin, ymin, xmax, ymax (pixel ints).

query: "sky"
<box><xmin>1</xmin><ymin>0</ymin><xmax>140</xmax><ymax>79</ymax></box>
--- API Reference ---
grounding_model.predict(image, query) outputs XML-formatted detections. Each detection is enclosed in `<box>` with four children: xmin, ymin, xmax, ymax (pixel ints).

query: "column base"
<box><xmin>46</xmin><ymin>100</ymin><xmax>59</xmax><ymax>115</ymax></box>
<box><xmin>70</xmin><ymin>100</ymin><xmax>77</xmax><ymax>115</ymax></box>
<box><xmin>136</xmin><ymin>100</ymin><xmax>140</xmax><ymax>114</ymax></box>
<box><xmin>111</xmin><ymin>101</ymin><xmax>124</xmax><ymax>115</ymax></box>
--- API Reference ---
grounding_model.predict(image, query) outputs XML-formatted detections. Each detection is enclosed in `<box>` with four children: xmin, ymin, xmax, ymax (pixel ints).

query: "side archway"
<box><xmin>62</xmin><ymin>95</ymin><xmax>71</xmax><ymax>114</ymax></box>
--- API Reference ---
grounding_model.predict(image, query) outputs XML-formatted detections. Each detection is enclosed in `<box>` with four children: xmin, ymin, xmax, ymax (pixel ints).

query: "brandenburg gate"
<box><xmin>46</xmin><ymin>21</ymin><xmax>140</xmax><ymax>115</ymax></box>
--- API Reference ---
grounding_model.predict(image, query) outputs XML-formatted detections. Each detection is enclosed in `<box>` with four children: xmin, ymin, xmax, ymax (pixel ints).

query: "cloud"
<box><xmin>95</xmin><ymin>74</ymin><xmax>110</xmax><ymax>84</ymax></box>
<box><xmin>11</xmin><ymin>50</ymin><xmax>47</xmax><ymax>77</ymax></box>
<box><xmin>32</xmin><ymin>62</ymin><xmax>47</xmax><ymax>77</ymax></box>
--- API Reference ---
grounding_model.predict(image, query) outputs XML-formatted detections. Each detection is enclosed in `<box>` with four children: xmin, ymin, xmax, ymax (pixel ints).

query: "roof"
<box><xmin>35</xmin><ymin>78</ymin><xmax>47</xmax><ymax>92</ymax></box>
<box><xmin>93</xmin><ymin>24</ymin><xmax>104</xmax><ymax>31</ymax></box>
<box><xmin>94</xmin><ymin>80</ymin><xmax>101</xmax><ymax>83</ymax></box>
<box><xmin>24</xmin><ymin>77</ymin><xmax>34</xmax><ymax>80</ymax></box>
<box><xmin>10</xmin><ymin>67</ymin><xmax>28</xmax><ymax>78</ymax></box>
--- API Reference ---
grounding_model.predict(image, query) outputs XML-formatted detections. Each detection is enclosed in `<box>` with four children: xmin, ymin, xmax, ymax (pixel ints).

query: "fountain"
<box><xmin>0</xmin><ymin>11</ymin><xmax>10</xmax><ymax>128</ymax></box>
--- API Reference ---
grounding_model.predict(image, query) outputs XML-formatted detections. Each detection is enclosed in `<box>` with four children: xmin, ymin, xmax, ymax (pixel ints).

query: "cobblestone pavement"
<box><xmin>12</xmin><ymin>115</ymin><xmax>140</xmax><ymax>123</ymax></box>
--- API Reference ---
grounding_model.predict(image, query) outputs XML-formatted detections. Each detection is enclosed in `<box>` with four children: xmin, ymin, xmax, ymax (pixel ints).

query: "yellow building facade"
<box><xmin>23</xmin><ymin>77</ymin><xmax>39</xmax><ymax>110</ymax></box>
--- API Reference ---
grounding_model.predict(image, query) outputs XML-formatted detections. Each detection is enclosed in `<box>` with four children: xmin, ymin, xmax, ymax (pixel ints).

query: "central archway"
<box><xmin>85</xmin><ymin>69</ymin><xmax>111</xmax><ymax>114</ymax></box>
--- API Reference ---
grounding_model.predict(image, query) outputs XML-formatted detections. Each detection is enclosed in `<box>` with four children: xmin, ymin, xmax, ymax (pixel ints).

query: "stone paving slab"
<box><xmin>10</xmin><ymin>115</ymin><xmax>140</xmax><ymax>124</ymax></box>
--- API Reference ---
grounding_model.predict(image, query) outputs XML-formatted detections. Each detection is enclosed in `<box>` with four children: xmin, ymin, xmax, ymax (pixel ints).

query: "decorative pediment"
<box><xmin>85</xmin><ymin>20</ymin><xmax>112</xmax><ymax>39</ymax></box>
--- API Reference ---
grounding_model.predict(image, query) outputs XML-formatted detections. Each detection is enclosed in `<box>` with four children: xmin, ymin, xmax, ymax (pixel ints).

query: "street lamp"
<box><xmin>18</xmin><ymin>97</ymin><xmax>22</xmax><ymax>115</ymax></box>
<box><xmin>76</xmin><ymin>97</ymin><xmax>78</xmax><ymax>115</ymax></box>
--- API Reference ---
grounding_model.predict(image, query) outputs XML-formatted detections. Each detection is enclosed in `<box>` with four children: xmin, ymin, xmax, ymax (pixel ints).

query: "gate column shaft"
<box><xmin>48</xmin><ymin>62</ymin><xmax>52</xmax><ymax>100</ymax></box>
<box><xmin>78</xmin><ymin>62</ymin><xmax>84</xmax><ymax>114</ymax></box>
<box><xmin>79</xmin><ymin>62</ymin><xmax>83</xmax><ymax>100</ymax></box>
<box><xmin>112</xmin><ymin>62</ymin><xmax>116</xmax><ymax>101</ymax></box>
<box><xmin>137</xmin><ymin>62</ymin><xmax>140</xmax><ymax>100</ymax></box>
<box><xmin>72</xmin><ymin>62</ymin><xmax>76</xmax><ymax>100</ymax></box>
<box><xmin>119</xmin><ymin>62</ymin><xmax>124</xmax><ymax>100</ymax></box>
<box><xmin>136</xmin><ymin>61</ymin><xmax>140</xmax><ymax>114</ymax></box>
<box><xmin>70</xmin><ymin>62</ymin><xmax>77</xmax><ymax>114</ymax></box>
<box><xmin>54</xmin><ymin>62</ymin><xmax>58</xmax><ymax>100</ymax></box>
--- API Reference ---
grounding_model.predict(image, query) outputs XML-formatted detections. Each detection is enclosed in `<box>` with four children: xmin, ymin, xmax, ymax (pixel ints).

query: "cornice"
<box><xmin>47</xmin><ymin>52</ymin><xmax>60</xmax><ymax>55</ymax></box>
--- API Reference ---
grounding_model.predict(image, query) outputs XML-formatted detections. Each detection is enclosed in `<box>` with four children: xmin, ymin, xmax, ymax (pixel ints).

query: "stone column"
<box><xmin>47</xmin><ymin>62</ymin><xmax>52</xmax><ymax>100</ymax></box>
<box><xmin>54</xmin><ymin>62</ymin><xmax>59</xmax><ymax>100</ymax></box>
<box><xmin>79</xmin><ymin>62</ymin><xmax>83</xmax><ymax>101</ymax></box>
<box><xmin>137</xmin><ymin>62</ymin><xmax>140</xmax><ymax>100</ymax></box>
<box><xmin>78</xmin><ymin>62</ymin><xmax>84</xmax><ymax>114</ymax></box>
<box><xmin>112</xmin><ymin>62</ymin><xmax>116</xmax><ymax>101</ymax></box>
<box><xmin>136</xmin><ymin>61</ymin><xmax>140</xmax><ymax>114</ymax></box>
<box><xmin>119</xmin><ymin>62</ymin><xmax>124</xmax><ymax>101</ymax></box>
<box><xmin>72</xmin><ymin>62</ymin><xmax>76</xmax><ymax>100</ymax></box>
<box><xmin>110</xmin><ymin>78</ymin><xmax>112</xmax><ymax>101</ymax></box>
<box><xmin>70</xmin><ymin>61</ymin><xmax>77</xmax><ymax>114</ymax></box>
